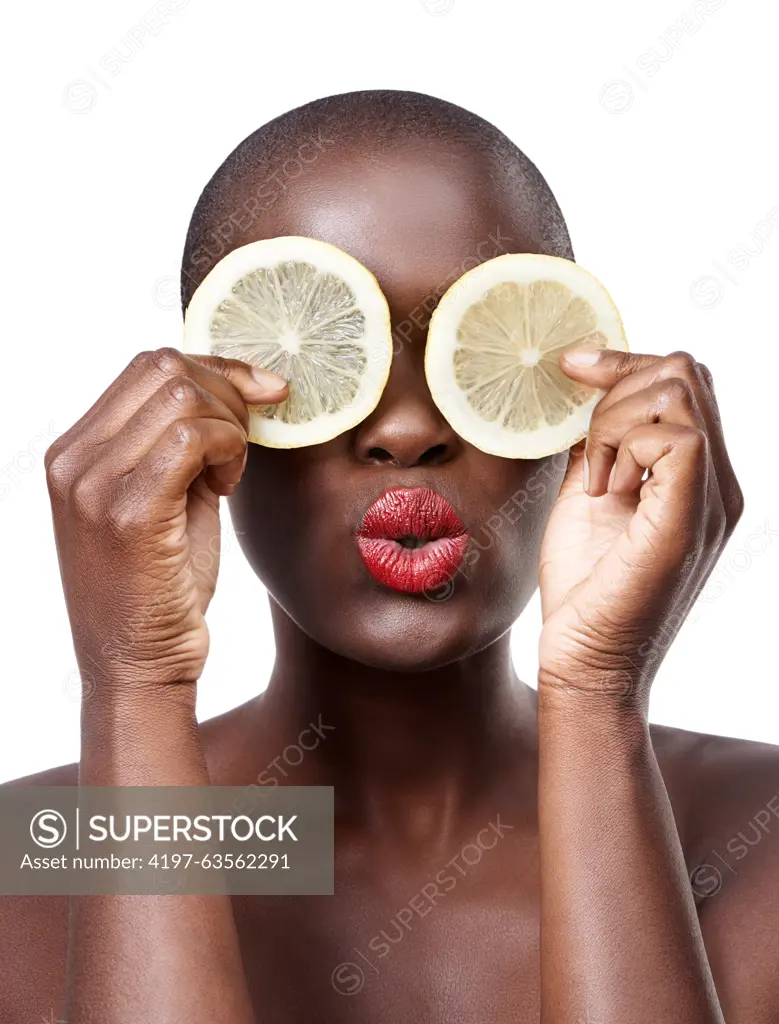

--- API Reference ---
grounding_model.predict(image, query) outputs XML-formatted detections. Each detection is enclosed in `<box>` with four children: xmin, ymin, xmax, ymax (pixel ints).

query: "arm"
<box><xmin>538</xmin><ymin>695</ymin><xmax>722</xmax><ymax>1023</ymax></box>
<box><xmin>44</xmin><ymin>347</ymin><xmax>287</xmax><ymax>1024</ymax></box>
<box><xmin>536</xmin><ymin>349</ymin><xmax>748</xmax><ymax>1023</ymax></box>
<box><xmin>68</xmin><ymin>690</ymin><xmax>255</xmax><ymax>1022</ymax></box>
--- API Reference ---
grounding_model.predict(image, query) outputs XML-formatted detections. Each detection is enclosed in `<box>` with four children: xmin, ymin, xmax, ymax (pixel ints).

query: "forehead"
<box><xmin>214</xmin><ymin>140</ymin><xmax>537</xmax><ymax>315</ymax></box>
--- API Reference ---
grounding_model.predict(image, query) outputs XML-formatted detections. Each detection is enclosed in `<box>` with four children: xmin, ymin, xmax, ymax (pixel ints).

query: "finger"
<box><xmin>684</xmin><ymin>359</ymin><xmax>743</xmax><ymax>529</ymax></box>
<box><xmin>48</xmin><ymin>348</ymin><xmax>286</xmax><ymax>479</ymax></box>
<box><xmin>83</xmin><ymin>375</ymin><xmax>249</xmax><ymax>487</ymax></box>
<box><xmin>612</xmin><ymin>421</ymin><xmax>710</xmax><ymax>516</ymax></box>
<box><xmin>107</xmin><ymin>417</ymin><xmax>248</xmax><ymax>526</ymax></box>
<box><xmin>204</xmin><ymin>452</ymin><xmax>247</xmax><ymax>497</ymax></box>
<box><xmin>562</xmin><ymin>349</ymin><xmax>743</xmax><ymax>529</ymax></box>
<box><xmin>77</xmin><ymin>348</ymin><xmax>285</xmax><ymax>441</ymax></box>
<box><xmin>562</xmin><ymin>350</ymin><xmax>699</xmax><ymax>420</ymax></box>
<box><xmin>698</xmin><ymin>361</ymin><xmax>715</xmax><ymax>396</ymax></box>
<box><xmin>560</xmin><ymin>348</ymin><xmax>661</xmax><ymax>392</ymax></box>
<box><xmin>611</xmin><ymin>422</ymin><xmax>726</xmax><ymax>552</ymax></box>
<box><xmin>585</xmin><ymin>377</ymin><xmax>705</xmax><ymax>496</ymax></box>
<box><xmin>188</xmin><ymin>352</ymin><xmax>288</xmax><ymax>404</ymax></box>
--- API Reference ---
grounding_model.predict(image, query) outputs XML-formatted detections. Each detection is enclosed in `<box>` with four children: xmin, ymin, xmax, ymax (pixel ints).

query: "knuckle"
<box><xmin>585</xmin><ymin>429</ymin><xmax>612</xmax><ymax>458</ymax></box>
<box><xmin>228</xmin><ymin>431</ymin><xmax>248</xmax><ymax>461</ymax></box>
<box><xmin>70</xmin><ymin>470</ymin><xmax>104</xmax><ymax>519</ymax></box>
<box><xmin>44</xmin><ymin>444</ymin><xmax>76</xmax><ymax>499</ymax></box>
<box><xmin>193</xmin><ymin>353</ymin><xmax>229</xmax><ymax>375</ymax></box>
<box><xmin>150</xmin><ymin>346</ymin><xmax>188</xmax><ymax>378</ymax></box>
<box><xmin>659</xmin><ymin>376</ymin><xmax>694</xmax><ymax>407</ymax></box>
<box><xmin>43</xmin><ymin>441</ymin><xmax>67</xmax><ymax>476</ymax></box>
<box><xmin>168</xmin><ymin>418</ymin><xmax>201</xmax><ymax>453</ymax></box>
<box><xmin>129</xmin><ymin>349</ymin><xmax>155</xmax><ymax>373</ymax></box>
<box><xmin>165</xmin><ymin>374</ymin><xmax>201</xmax><ymax>408</ymax></box>
<box><xmin>705</xmin><ymin>509</ymin><xmax>727</xmax><ymax>551</ymax></box>
<box><xmin>672</xmin><ymin>425</ymin><xmax>708</xmax><ymax>456</ymax></box>
<box><xmin>724</xmin><ymin>483</ymin><xmax>745</xmax><ymax>533</ymax></box>
<box><xmin>105</xmin><ymin>487</ymin><xmax>145</xmax><ymax>536</ymax></box>
<box><xmin>732</xmin><ymin>485</ymin><xmax>745</xmax><ymax>520</ymax></box>
<box><xmin>613</xmin><ymin>350</ymin><xmax>636</xmax><ymax>377</ymax></box>
<box><xmin>664</xmin><ymin>350</ymin><xmax>697</xmax><ymax>375</ymax></box>
<box><xmin>698</xmin><ymin>362</ymin><xmax>714</xmax><ymax>387</ymax></box>
<box><xmin>688</xmin><ymin>425</ymin><xmax>708</xmax><ymax>450</ymax></box>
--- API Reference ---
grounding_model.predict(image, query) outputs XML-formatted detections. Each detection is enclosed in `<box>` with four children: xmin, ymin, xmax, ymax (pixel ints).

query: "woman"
<box><xmin>2</xmin><ymin>90</ymin><xmax>777</xmax><ymax>1023</ymax></box>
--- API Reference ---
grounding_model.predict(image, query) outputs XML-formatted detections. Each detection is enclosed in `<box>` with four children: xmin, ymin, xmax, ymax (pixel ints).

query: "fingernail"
<box><xmin>563</xmin><ymin>348</ymin><xmax>600</xmax><ymax>367</ymax></box>
<box><xmin>251</xmin><ymin>366</ymin><xmax>287</xmax><ymax>391</ymax></box>
<box><xmin>583</xmin><ymin>453</ymin><xmax>590</xmax><ymax>493</ymax></box>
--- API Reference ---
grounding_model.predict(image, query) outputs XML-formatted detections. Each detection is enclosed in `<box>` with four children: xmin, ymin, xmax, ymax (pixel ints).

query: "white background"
<box><xmin>2</xmin><ymin>0</ymin><xmax>777</xmax><ymax>782</ymax></box>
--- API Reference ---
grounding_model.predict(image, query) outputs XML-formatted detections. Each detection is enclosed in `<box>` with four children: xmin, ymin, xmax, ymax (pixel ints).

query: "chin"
<box><xmin>305</xmin><ymin>591</ymin><xmax>511</xmax><ymax>673</ymax></box>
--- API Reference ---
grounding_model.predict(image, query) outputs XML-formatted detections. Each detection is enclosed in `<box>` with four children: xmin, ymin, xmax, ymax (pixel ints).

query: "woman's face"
<box><xmin>226</xmin><ymin>140</ymin><xmax>566</xmax><ymax>670</ymax></box>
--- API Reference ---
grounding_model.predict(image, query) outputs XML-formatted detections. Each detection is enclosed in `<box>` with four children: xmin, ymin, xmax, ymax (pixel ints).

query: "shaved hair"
<box><xmin>181</xmin><ymin>89</ymin><xmax>574</xmax><ymax>311</ymax></box>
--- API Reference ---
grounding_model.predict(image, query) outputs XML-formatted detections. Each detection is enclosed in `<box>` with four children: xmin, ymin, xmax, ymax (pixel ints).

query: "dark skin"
<box><xmin>2</xmin><ymin>136</ymin><xmax>778</xmax><ymax>1024</ymax></box>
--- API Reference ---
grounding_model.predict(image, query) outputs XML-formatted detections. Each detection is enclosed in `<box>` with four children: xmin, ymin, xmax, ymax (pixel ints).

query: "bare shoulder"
<box><xmin>2</xmin><ymin>762</ymin><xmax>78</xmax><ymax>788</ymax></box>
<box><xmin>650</xmin><ymin>723</ymin><xmax>779</xmax><ymax>860</ymax></box>
<box><xmin>0</xmin><ymin>704</ymin><xmax>253</xmax><ymax>1024</ymax></box>
<box><xmin>0</xmin><ymin>700</ymin><xmax>253</xmax><ymax>1024</ymax></box>
<box><xmin>0</xmin><ymin>764</ymin><xmax>76</xmax><ymax>1024</ymax></box>
<box><xmin>651</xmin><ymin>722</ymin><xmax>779</xmax><ymax>1017</ymax></box>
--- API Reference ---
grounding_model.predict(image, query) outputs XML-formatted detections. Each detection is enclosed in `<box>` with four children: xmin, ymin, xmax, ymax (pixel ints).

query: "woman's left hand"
<box><xmin>538</xmin><ymin>349</ymin><xmax>743</xmax><ymax>707</ymax></box>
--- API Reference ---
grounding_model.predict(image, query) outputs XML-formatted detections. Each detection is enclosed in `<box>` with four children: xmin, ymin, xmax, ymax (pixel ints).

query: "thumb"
<box><xmin>559</xmin><ymin>348</ymin><xmax>657</xmax><ymax>387</ymax></box>
<box><xmin>188</xmin><ymin>353</ymin><xmax>289</xmax><ymax>404</ymax></box>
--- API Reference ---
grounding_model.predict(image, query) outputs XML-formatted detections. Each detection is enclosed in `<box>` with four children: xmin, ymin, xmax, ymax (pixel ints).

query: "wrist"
<box><xmin>79</xmin><ymin>681</ymin><xmax>204</xmax><ymax>786</ymax></box>
<box><xmin>81</xmin><ymin>668</ymin><xmax>198</xmax><ymax>721</ymax></box>
<box><xmin>537</xmin><ymin>677</ymin><xmax>654</xmax><ymax>782</ymax></box>
<box><xmin>539</xmin><ymin>603</ymin><xmax>664</xmax><ymax>711</ymax></box>
<box><xmin>537</xmin><ymin>667</ymin><xmax>651</xmax><ymax>730</ymax></box>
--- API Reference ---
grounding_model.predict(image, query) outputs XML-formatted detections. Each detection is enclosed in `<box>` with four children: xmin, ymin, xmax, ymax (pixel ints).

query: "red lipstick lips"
<box><xmin>356</xmin><ymin>488</ymin><xmax>468</xmax><ymax>594</ymax></box>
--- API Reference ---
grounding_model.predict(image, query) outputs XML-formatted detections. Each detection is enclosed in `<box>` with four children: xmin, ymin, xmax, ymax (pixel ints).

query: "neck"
<box><xmin>255</xmin><ymin>601</ymin><xmax>537</xmax><ymax>846</ymax></box>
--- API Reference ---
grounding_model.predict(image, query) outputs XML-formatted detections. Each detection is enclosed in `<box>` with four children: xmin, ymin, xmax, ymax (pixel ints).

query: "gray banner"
<box><xmin>1</xmin><ymin>786</ymin><xmax>333</xmax><ymax>895</ymax></box>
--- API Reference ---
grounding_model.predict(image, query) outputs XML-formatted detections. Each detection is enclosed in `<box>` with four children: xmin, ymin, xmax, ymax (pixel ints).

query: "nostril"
<box><xmin>361</xmin><ymin>443</ymin><xmax>450</xmax><ymax>467</ymax></box>
<box><xmin>367</xmin><ymin>447</ymin><xmax>394</xmax><ymax>462</ymax></box>
<box><xmin>419</xmin><ymin>444</ymin><xmax>448</xmax><ymax>465</ymax></box>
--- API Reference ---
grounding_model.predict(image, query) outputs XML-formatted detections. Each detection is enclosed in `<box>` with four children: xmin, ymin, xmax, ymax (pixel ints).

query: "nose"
<box><xmin>352</xmin><ymin>356</ymin><xmax>463</xmax><ymax>468</ymax></box>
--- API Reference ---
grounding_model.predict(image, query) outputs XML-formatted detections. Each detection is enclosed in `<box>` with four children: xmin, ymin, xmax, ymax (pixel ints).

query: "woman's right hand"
<box><xmin>45</xmin><ymin>347</ymin><xmax>287</xmax><ymax>698</ymax></box>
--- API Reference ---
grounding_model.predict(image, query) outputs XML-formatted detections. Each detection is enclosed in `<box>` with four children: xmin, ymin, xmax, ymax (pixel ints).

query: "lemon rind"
<box><xmin>183</xmin><ymin>236</ymin><xmax>392</xmax><ymax>449</ymax></box>
<box><xmin>425</xmin><ymin>253</ymin><xmax>629</xmax><ymax>460</ymax></box>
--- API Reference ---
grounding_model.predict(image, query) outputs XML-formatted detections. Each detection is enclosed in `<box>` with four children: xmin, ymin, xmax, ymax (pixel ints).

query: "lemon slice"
<box><xmin>425</xmin><ymin>253</ymin><xmax>628</xmax><ymax>459</ymax></box>
<box><xmin>183</xmin><ymin>236</ymin><xmax>392</xmax><ymax>448</ymax></box>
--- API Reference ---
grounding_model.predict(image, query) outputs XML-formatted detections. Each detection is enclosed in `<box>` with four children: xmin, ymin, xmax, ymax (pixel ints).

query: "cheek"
<box><xmin>227</xmin><ymin>448</ymin><xmax>362</xmax><ymax>620</ymax></box>
<box><xmin>460</xmin><ymin>455</ymin><xmax>565</xmax><ymax>579</ymax></box>
<box><xmin>457</xmin><ymin>515</ymin><xmax>540</xmax><ymax>622</ymax></box>
<box><xmin>228</xmin><ymin>487</ymin><xmax>320</xmax><ymax>599</ymax></box>
<box><xmin>227</xmin><ymin>452</ymin><xmax>308</xmax><ymax>588</ymax></box>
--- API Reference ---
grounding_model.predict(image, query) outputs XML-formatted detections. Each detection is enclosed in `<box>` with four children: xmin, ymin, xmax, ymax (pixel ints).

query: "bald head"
<box><xmin>180</xmin><ymin>89</ymin><xmax>573</xmax><ymax>312</ymax></box>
